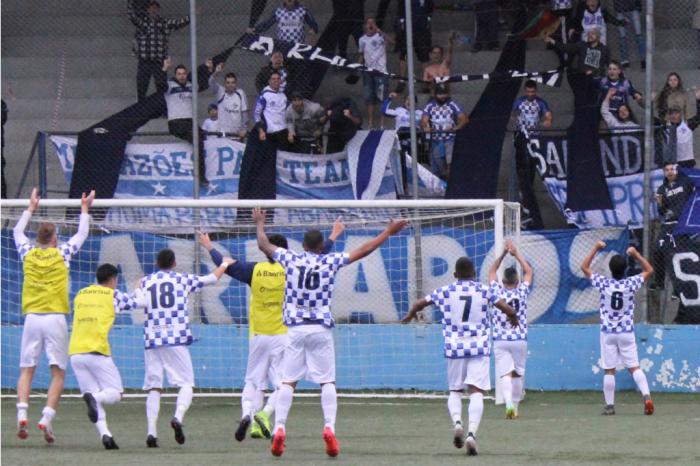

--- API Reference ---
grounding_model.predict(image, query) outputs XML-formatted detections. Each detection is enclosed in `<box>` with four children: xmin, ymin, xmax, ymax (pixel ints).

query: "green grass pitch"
<box><xmin>3</xmin><ymin>392</ymin><xmax>700</xmax><ymax>466</ymax></box>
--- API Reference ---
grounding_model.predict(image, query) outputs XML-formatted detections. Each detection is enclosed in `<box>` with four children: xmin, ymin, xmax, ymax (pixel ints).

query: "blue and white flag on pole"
<box><xmin>675</xmin><ymin>168</ymin><xmax>700</xmax><ymax>236</ymax></box>
<box><xmin>346</xmin><ymin>130</ymin><xmax>399</xmax><ymax>200</ymax></box>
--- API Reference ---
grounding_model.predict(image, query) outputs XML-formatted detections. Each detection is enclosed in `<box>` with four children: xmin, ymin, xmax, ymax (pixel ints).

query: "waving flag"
<box><xmin>675</xmin><ymin>168</ymin><xmax>700</xmax><ymax>236</ymax></box>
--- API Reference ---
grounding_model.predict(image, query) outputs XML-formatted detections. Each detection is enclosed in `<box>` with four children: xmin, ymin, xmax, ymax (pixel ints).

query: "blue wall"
<box><xmin>2</xmin><ymin>324</ymin><xmax>698</xmax><ymax>392</ymax></box>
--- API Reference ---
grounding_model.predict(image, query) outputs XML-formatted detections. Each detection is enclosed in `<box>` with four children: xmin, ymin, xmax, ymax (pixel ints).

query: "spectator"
<box><xmin>598</xmin><ymin>60</ymin><xmax>642</xmax><ymax>119</ymax></box>
<box><xmin>358</xmin><ymin>17</ymin><xmax>393</xmax><ymax>129</ymax></box>
<box><xmin>326</xmin><ymin>97</ymin><xmax>363</xmax><ymax>153</ymax></box>
<box><xmin>472</xmin><ymin>0</ymin><xmax>500</xmax><ymax>53</ymax></box>
<box><xmin>201</xmin><ymin>104</ymin><xmax>220</xmax><ymax>141</ymax></box>
<box><xmin>394</xmin><ymin>0</ymin><xmax>434</xmax><ymax>93</ymax></box>
<box><xmin>601</xmin><ymin>87</ymin><xmax>639</xmax><ymax>132</ymax></box>
<box><xmin>422</xmin><ymin>32</ymin><xmax>455</xmax><ymax>93</ymax></box>
<box><xmin>254</xmin><ymin>71</ymin><xmax>289</xmax><ymax>145</ymax></box>
<box><xmin>163</xmin><ymin>59</ymin><xmax>211</xmax><ymax>186</ymax></box>
<box><xmin>251</xmin><ymin>0</ymin><xmax>319</xmax><ymax>43</ymax></box>
<box><xmin>569</xmin><ymin>0</ymin><xmax>625</xmax><ymax>46</ymax></box>
<box><xmin>382</xmin><ymin>92</ymin><xmax>424</xmax><ymax>185</ymax></box>
<box><xmin>127</xmin><ymin>0</ymin><xmax>191</xmax><ymax>101</ymax></box>
<box><xmin>613</xmin><ymin>0</ymin><xmax>645</xmax><ymax>69</ymax></box>
<box><xmin>1</xmin><ymin>99</ymin><xmax>6</xmax><ymax>199</ymax></box>
<box><xmin>545</xmin><ymin>27</ymin><xmax>610</xmax><ymax>77</ymax></box>
<box><xmin>209</xmin><ymin>65</ymin><xmax>249</xmax><ymax>140</ymax></box>
<box><xmin>652</xmin><ymin>162</ymin><xmax>696</xmax><ymax>290</ymax></box>
<box><xmin>655</xmin><ymin>89</ymin><xmax>700</xmax><ymax>168</ymax></box>
<box><xmin>656</xmin><ymin>72</ymin><xmax>687</xmax><ymax>122</ymax></box>
<box><xmin>255</xmin><ymin>51</ymin><xmax>289</xmax><ymax>94</ymax></box>
<box><xmin>511</xmin><ymin>80</ymin><xmax>553</xmax><ymax>230</ymax></box>
<box><xmin>325</xmin><ymin>0</ymin><xmax>365</xmax><ymax>59</ymax></box>
<box><xmin>421</xmin><ymin>84</ymin><xmax>468</xmax><ymax>180</ymax></box>
<box><xmin>286</xmin><ymin>91</ymin><xmax>326</xmax><ymax>153</ymax></box>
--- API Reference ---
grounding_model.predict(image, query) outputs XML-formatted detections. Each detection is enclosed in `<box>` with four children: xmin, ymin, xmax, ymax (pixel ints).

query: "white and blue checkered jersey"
<box><xmin>426</xmin><ymin>280</ymin><xmax>501</xmax><ymax>359</ymax></box>
<box><xmin>255</xmin><ymin>5</ymin><xmax>319</xmax><ymax>44</ymax></box>
<box><xmin>491</xmin><ymin>281</ymin><xmax>530</xmax><ymax>341</ymax></box>
<box><xmin>591</xmin><ymin>273</ymin><xmax>644</xmax><ymax>334</ymax></box>
<box><xmin>422</xmin><ymin>99</ymin><xmax>465</xmax><ymax>141</ymax></box>
<box><xmin>273</xmin><ymin>247</ymin><xmax>350</xmax><ymax>328</ymax></box>
<box><xmin>139</xmin><ymin>271</ymin><xmax>215</xmax><ymax>349</ymax></box>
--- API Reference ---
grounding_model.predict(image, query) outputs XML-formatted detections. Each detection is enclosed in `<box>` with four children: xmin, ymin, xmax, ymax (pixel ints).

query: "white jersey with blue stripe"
<box><xmin>254</xmin><ymin>86</ymin><xmax>288</xmax><ymax>133</ymax></box>
<box><xmin>273</xmin><ymin>247</ymin><xmax>350</xmax><ymax>328</ymax></box>
<box><xmin>591</xmin><ymin>273</ymin><xmax>644</xmax><ymax>333</ymax></box>
<box><xmin>426</xmin><ymin>280</ymin><xmax>501</xmax><ymax>359</ymax></box>
<box><xmin>491</xmin><ymin>281</ymin><xmax>529</xmax><ymax>341</ymax></box>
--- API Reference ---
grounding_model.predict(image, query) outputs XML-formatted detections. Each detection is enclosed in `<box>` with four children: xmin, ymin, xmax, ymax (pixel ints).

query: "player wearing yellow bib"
<box><xmin>198</xmin><ymin>219</ymin><xmax>343</xmax><ymax>442</ymax></box>
<box><xmin>69</xmin><ymin>264</ymin><xmax>146</xmax><ymax>450</ymax></box>
<box><xmin>13</xmin><ymin>187</ymin><xmax>95</xmax><ymax>443</ymax></box>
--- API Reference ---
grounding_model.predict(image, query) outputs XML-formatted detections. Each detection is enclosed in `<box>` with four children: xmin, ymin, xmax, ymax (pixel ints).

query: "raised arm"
<box><xmin>252</xmin><ymin>208</ymin><xmax>277</xmax><ymax>258</ymax></box>
<box><xmin>13</xmin><ymin>187</ymin><xmax>40</xmax><ymax>251</ymax></box>
<box><xmin>445</xmin><ymin>31</ymin><xmax>455</xmax><ymax>68</ymax></box>
<box><xmin>488</xmin><ymin>246</ymin><xmax>509</xmax><ymax>282</ymax></box>
<box><xmin>581</xmin><ymin>240</ymin><xmax>606</xmax><ymax>278</ymax></box>
<box><xmin>62</xmin><ymin>190</ymin><xmax>95</xmax><ymax>257</ymax></box>
<box><xmin>401</xmin><ymin>297</ymin><xmax>431</xmax><ymax>323</ymax></box>
<box><xmin>627</xmin><ymin>246</ymin><xmax>654</xmax><ymax>282</ymax></box>
<box><xmin>253</xmin><ymin>13</ymin><xmax>277</xmax><ymax>33</ymax></box>
<box><xmin>304</xmin><ymin>9</ymin><xmax>319</xmax><ymax>34</ymax></box>
<box><xmin>165</xmin><ymin>14</ymin><xmax>191</xmax><ymax>32</ymax></box>
<box><xmin>348</xmin><ymin>219</ymin><xmax>409</xmax><ymax>264</ymax></box>
<box><xmin>127</xmin><ymin>0</ymin><xmax>145</xmax><ymax>27</ymax></box>
<box><xmin>510</xmin><ymin>242</ymin><xmax>533</xmax><ymax>284</ymax></box>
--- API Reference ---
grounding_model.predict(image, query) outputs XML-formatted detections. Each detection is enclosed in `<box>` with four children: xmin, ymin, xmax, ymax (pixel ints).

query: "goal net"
<box><xmin>1</xmin><ymin>199</ymin><xmax>519</xmax><ymax>394</ymax></box>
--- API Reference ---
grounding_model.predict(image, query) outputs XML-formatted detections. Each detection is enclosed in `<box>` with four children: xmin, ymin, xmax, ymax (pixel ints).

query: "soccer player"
<box><xmin>69</xmin><ymin>264</ymin><xmax>146</xmax><ymax>450</ymax></box>
<box><xmin>581</xmin><ymin>241</ymin><xmax>655</xmax><ymax>416</ymax></box>
<box><xmin>253</xmin><ymin>208</ymin><xmax>408</xmax><ymax>458</ymax></box>
<box><xmin>488</xmin><ymin>240</ymin><xmax>533</xmax><ymax>419</ymax></box>
<box><xmin>13</xmin><ymin>187</ymin><xmax>95</xmax><ymax>443</ymax></box>
<box><xmin>402</xmin><ymin>257</ymin><xmax>518</xmax><ymax>456</ymax></box>
<box><xmin>140</xmin><ymin>248</ymin><xmax>231</xmax><ymax>447</ymax></box>
<box><xmin>199</xmin><ymin>220</ymin><xmax>344</xmax><ymax>442</ymax></box>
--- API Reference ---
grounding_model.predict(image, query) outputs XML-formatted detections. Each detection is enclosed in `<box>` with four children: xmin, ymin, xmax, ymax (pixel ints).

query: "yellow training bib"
<box><xmin>69</xmin><ymin>285</ymin><xmax>115</xmax><ymax>356</ymax></box>
<box><xmin>249</xmin><ymin>262</ymin><xmax>287</xmax><ymax>336</ymax></box>
<box><xmin>22</xmin><ymin>247</ymin><xmax>69</xmax><ymax>315</ymax></box>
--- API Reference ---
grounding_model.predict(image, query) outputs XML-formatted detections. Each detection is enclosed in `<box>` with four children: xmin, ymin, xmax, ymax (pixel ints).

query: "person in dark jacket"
<box><xmin>255</xmin><ymin>51</ymin><xmax>289</xmax><ymax>94</ymax></box>
<box><xmin>652</xmin><ymin>162</ymin><xmax>696</xmax><ymax>290</ymax></box>
<box><xmin>326</xmin><ymin>97</ymin><xmax>363</xmax><ymax>153</ymax></box>
<box><xmin>544</xmin><ymin>27</ymin><xmax>610</xmax><ymax>77</ymax></box>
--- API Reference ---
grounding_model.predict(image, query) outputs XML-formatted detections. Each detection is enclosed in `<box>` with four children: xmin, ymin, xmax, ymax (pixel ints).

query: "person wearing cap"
<box><xmin>652</xmin><ymin>162</ymin><xmax>696</xmax><ymax>291</ymax></box>
<box><xmin>421</xmin><ymin>84</ymin><xmax>468</xmax><ymax>180</ymax></box>
<box><xmin>654</xmin><ymin>88</ymin><xmax>700</xmax><ymax>168</ymax></box>
<box><xmin>286</xmin><ymin>92</ymin><xmax>326</xmax><ymax>153</ymax></box>
<box><xmin>127</xmin><ymin>0</ymin><xmax>192</xmax><ymax>101</ymax></box>
<box><xmin>209</xmin><ymin>65</ymin><xmax>249</xmax><ymax>140</ymax></box>
<box><xmin>201</xmin><ymin>104</ymin><xmax>220</xmax><ymax>141</ymax></box>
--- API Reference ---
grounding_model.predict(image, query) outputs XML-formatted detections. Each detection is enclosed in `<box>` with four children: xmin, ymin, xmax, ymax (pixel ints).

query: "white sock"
<box><xmin>512</xmin><ymin>376</ymin><xmax>523</xmax><ymax>407</ymax></box>
<box><xmin>241</xmin><ymin>383</ymin><xmax>256</xmax><ymax>418</ymax></box>
<box><xmin>40</xmin><ymin>406</ymin><xmax>56</xmax><ymax>425</ymax></box>
<box><xmin>321</xmin><ymin>383</ymin><xmax>337</xmax><ymax>432</ymax></box>
<box><xmin>273</xmin><ymin>384</ymin><xmax>294</xmax><ymax>434</ymax></box>
<box><xmin>447</xmin><ymin>391</ymin><xmax>463</xmax><ymax>425</ymax></box>
<box><xmin>94</xmin><ymin>388</ymin><xmax>121</xmax><ymax>406</ymax></box>
<box><xmin>146</xmin><ymin>390</ymin><xmax>161</xmax><ymax>437</ymax></box>
<box><xmin>632</xmin><ymin>370</ymin><xmax>650</xmax><ymax>397</ymax></box>
<box><xmin>252</xmin><ymin>389</ymin><xmax>265</xmax><ymax>414</ymax></box>
<box><xmin>16</xmin><ymin>402</ymin><xmax>28</xmax><ymax>422</ymax></box>
<box><xmin>467</xmin><ymin>392</ymin><xmax>484</xmax><ymax>435</ymax></box>
<box><xmin>95</xmin><ymin>420</ymin><xmax>111</xmax><ymax>437</ymax></box>
<box><xmin>603</xmin><ymin>374</ymin><xmax>616</xmax><ymax>406</ymax></box>
<box><xmin>501</xmin><ymin>375</ymin><xmax>513</xmax><ymax>408</ymax></box>
<box><xmin>263</xmin><ymin>389</ymin><xmax>277</xmax><ymax>416</ymax></box>
<box><xmin>174</xmin><ymin>385</ymin><xmax>193</xmax><ymax>422</ymax></box>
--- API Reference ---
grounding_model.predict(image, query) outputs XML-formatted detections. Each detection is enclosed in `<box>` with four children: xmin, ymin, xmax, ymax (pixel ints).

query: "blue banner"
<box><xmin>1</xmin><ymin>227</ymin><xmax>631</xmax><ymax>326</ymax></box>
<box><xmin>675</xmin><ymin>167</ymin><xmax>700</xmax><ymax>236</ymax></box>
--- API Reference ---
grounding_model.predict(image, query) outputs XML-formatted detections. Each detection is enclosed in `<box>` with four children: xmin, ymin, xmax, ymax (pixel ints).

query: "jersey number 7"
<box><xmin>459</xmin><ymin>296</ymin><xmax>472</xmax><ymax>323</ymax></box>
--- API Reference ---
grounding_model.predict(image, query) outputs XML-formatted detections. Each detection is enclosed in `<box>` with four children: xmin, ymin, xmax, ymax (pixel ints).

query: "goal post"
<box><xmin>1</xmin><ymin>199</ymin><xmax>519</xmax><ymax>393</ymax></box>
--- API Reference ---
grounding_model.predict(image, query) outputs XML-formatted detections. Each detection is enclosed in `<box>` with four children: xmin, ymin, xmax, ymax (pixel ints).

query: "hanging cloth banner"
<box><xmin>236</xmin><ymin>33</ymin><xmax>564</xmax><ymax>87</ymax></box>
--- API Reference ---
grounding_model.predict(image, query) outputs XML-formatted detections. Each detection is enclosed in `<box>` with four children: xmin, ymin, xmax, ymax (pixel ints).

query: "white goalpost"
<box><xmin>1</xmin><ymin>199</ymin><xmax>519</xmax><ymax>397</ymax></box>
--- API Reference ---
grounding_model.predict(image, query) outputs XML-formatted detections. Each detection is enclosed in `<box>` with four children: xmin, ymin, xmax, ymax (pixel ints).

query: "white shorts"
<box><xmin>245</xmin><ymin>334</ymin><xmax>288</xmax><ymax>390</ymax></box>
<box><xmin>20</xmin><ymin>313</ymin><xmax>69</xmax><ymax>370</ymax></box>
<box><xmin>600</xmin><ymin>332</ymin><xmax>640</xmax><ymax>370</ymax></box>
<box><xmin>447</xmin><ymin>356</ymin><xmax>491</xmax><ymax>391</ymax></box>
<box><xmin>281</xmin><ymin>326</ymin><xmax>335</xmax><ymax>384</ymax></box>
<box><xmin>494</xmin><ymin>340</ymin><xmax>528</xmax><ymax>377</ymax></box>
<box><xmin>70</xmin><ymin>353</ymin><xmax>124</xmax><ymax>394</ymax></box>
<box><xmin>143</xmin><ymin>345</ymin><xmax>195</xmax><ymax>390</ymax></box>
